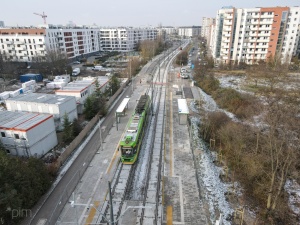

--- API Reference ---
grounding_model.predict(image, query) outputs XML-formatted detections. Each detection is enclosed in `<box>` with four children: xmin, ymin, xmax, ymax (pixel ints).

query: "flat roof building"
<box><xmin>55</xmin><ymin>76</ymin><xmax>110</xmax><ymax>113</ymax></box>
<box><xmin>0</xmin><ymin>111</ymin><xmax>57</xmax><ymax>158</ymax></box>
<box><xmin>5</xmin><ymin>93</ymin><xmax>77</xmax><ymax>130</ymax></box>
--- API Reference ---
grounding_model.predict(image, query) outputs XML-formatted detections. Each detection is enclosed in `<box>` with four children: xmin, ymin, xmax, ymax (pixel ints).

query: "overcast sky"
<box><xmin>1</xmin><ymin>0</ymin><xmax>300</xmax><ymax>27</ymax></box>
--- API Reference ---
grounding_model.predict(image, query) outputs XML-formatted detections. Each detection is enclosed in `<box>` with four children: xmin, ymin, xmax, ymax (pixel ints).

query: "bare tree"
<box><xmin>31</xmin><ymin>49</ymin><xmax>70</xmax><ymax>77</ymax></box>
<box><xmin>262</xmin><ymin>99</ymin><xmax>298</xmax><ymax>213</ymax></box>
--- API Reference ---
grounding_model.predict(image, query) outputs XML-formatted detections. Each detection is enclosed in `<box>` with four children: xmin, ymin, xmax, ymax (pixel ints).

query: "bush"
<box><xmin>0</xmin><ymin>151</ymin><xmax>52</xmax><ymax>224</ymax></box>
<box><xmin>83</xmin><ymin>63</ymin><xmax>95</xmax><ymax>67</ymax></box>
<box><xmin>197</xmin><ymin>75</ymin><xmax>220</xmax><ymax>94</ymax></box>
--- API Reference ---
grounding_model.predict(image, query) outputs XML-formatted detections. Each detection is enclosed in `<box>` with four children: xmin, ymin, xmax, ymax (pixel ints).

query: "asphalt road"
<box><xmin>22</xmin><ymin>82</ymin><xmax>134</xmax><ymax>225</ymax></box>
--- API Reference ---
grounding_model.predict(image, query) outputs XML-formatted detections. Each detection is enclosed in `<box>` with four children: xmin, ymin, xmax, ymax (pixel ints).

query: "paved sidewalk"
<box><xmin>163</xmin><ymin>71</ymin><xmax>209</xmax><ymax>225</ymax></box>
<box><xmin>57</xmin><ymin>75</ymin><xmax>150</xmax><ymax>225</ymax></box>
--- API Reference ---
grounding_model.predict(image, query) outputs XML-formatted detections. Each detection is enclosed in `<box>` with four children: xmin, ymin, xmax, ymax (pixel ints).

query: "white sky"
<box><xmin>1</xmin><ymin>0</ymin><xmax>300</xmax><ymax>27</ymax></box>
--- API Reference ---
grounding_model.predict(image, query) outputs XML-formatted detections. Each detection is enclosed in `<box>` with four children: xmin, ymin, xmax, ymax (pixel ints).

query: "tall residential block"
<box><xmin>210</xmin><ymin>6</ymin><xmax>300</xmax><ymax>64</ymax></box>
<box><xmin>201</xmin><ymin>17</ymin><xmax>215</xmax><ymax>47</ymax></box>
<box><xmin>99</xmin><ymin>27</ymin><xmax>158</xmax><ymax>52</ymax></box>
<box><xmin>0</xmin><ymin>25</ymin><xmax>158</xmax><ymax>62</ymax></box>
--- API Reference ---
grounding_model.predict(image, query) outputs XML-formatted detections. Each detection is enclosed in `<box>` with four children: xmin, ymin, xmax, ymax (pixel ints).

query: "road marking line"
<box><xmin>105</xmin><ymin>147</ymin><xmax>119</xmax><ymax>174</ymax></box>
<box><xmin>169</xmin><ymin>91</ymin><xmax>174</xmax><ymax>176</ymax></box>
<box><xmin>178</xmin><ymin>176</ymin><xmax>185</xmax><ymax>223</ymax></box>
<box><xmin>167</xmin><ymin>206</ymin><xmax>173</xmax><ymax>225</ymax></box>
<box><xmin>84</xmin><ymin>201</ymin><xmax>100</xmax><ymax>225</ymax></box>
<box><xmin>79</xmin><ymin>172</ymin><xmax>103</xmax><ymax>223</ymax></box>
<box><xmin>105</xmin><ymin>121</ymin><xmax>129</xmax><ymax>174</ymax></box>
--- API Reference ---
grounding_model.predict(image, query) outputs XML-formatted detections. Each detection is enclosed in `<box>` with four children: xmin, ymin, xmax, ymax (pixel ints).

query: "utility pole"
<box><xmin>151</xmin><ymin>73</ymin><xmax>154</xmax><ymax>116</ymax></box>
<box><xmin>129</xmin><ymin>58</ymin><xmax>133</xmax><ymax>93</ymax></box>
<box><xmin>158</xmin><ymin>57</ymin><xmax>160</xmax><ymax>83</ymax></box>
<box><xmin>108</xmin><ymin>181</ymin><xmax>114</xmax><ymax>225</ymax></box>
<box><xmin>99</xmin><ymin>118</ymin><xmax>103</xmax><ymax>151</ymax></box>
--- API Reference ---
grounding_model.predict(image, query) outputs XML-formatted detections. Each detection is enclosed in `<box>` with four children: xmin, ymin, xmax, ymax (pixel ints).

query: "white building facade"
<box><xmin>201</xmin><ymin>17</ymin><xmax>215</xmax><ymax>47</ymax></box>
<box><xmin>178</xmin><ymin>26</ymin><xmax>201</xmax><ymax>38</ymax></box>
<box><xmin>210</xmin><ymin>6</ymin><xmax>300</xmax><ymax>64</ymax></box>
<box><xmin>0</xmin><ymin>26</ymin><xmax>160</xmax><ymax>61</ymax></box>
<box><xmin>0</xmin><ymin>28</ymin><xmax>46</xmax><ymax>62</ymax></box>
<box><xmin>201</xmin><ymin>18</ymin><xmax>215</xmax><ymax>37</ymax></box>
<box><xmin>45</xmin><ymin>25</ymin><xmax>101</xmax><ymax>59</ymax></box>
<box><xmin>0</xmin><ymin>111</ymin><xmax>58</xmax><ymax>158</ymax></box>
<box><xmin>100</xmin><ymin>27</ymin><xmax>158</xmax><ymax>52</ymax></box>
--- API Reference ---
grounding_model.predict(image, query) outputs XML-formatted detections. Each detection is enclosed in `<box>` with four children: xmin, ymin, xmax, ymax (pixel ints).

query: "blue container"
<box><xmin>20</xmin><ymin>74</ymin><xmax>43</xmax><ymax>83</ymax></box>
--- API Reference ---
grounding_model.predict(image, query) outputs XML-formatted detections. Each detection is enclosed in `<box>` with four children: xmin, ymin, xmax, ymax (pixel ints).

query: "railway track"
<box><xmin>97</xmin><ymin>47</ymin><xmax>179</xmax><ymax>225</ymax></box>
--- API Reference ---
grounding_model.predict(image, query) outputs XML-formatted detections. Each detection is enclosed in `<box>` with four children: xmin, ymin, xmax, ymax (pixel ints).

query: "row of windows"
<box><xmin>0</xmin><ymin>38</ymin><xmax>43</xmax><ymax>43</ymax></box>
<box><xmin>80</xmin><ymin>90</ymin><xmax>88</xmax><ymax>97</ymax></box>
<box><xmin>1</xmin><ymin>132</ymin><xmax>25</xmax><ymax>140</ymax></box>
<box><xmin>236</xmin><ymin>54</ymin><xmax>266</xmax><ymax>57</ymax></box>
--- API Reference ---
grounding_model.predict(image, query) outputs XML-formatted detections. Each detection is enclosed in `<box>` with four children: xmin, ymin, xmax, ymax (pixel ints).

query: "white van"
<box><xmin>72</xmin><ymin>68</ymin><xmax>80</xmax><ymax>76</ymax></box>
<box><xmin>92</xmin><ymin>65</ymin><xmax>103</xmax><ymax>71</ymax></box>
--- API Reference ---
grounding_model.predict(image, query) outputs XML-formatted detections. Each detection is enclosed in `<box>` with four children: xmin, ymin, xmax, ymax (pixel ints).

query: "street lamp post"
<box><xmin>108</xmin><ymin>181</ymin><xmax>114</xmax><ymax>225</ymax></box>
<box><xmin>99</xmin><ymin>118</ymin><xmax>103</xmax><ymax>152</ymax></box>
<box><xmin>129</xmin><ymin>58</ymin><xmax>134</xmax><ymax>93</ymax></box>
<box><xmin>150</xmin><ymin>72</ymin><xmax>154</xmax><ymax>116</ymax></box>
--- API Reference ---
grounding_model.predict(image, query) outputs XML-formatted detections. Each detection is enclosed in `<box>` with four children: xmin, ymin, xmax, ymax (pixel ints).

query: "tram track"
<box><xmin>97</xmin><ymin>47</ymin><xmax>179</xmax><ymax>224</ymax></box>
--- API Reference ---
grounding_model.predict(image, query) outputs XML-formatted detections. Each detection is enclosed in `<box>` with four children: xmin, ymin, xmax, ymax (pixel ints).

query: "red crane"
<box><xmin>33</xmin><ymin>12</ymin><xmax>47</xmax><ymax>24</ymax></box>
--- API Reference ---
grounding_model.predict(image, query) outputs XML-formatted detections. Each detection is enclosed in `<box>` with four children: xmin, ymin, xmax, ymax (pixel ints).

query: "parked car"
<box><xmin>73</xmin><ymin>61</ymin><xmax>80</xmax><ymax>64</ymax></box>
<box><xmin>180</xmin><ymin>68</ymin><xmax>186</xmax><ymax>73</ymax></box>
<box><xmin>180</xmin><ymin>73</ymin><xmax>189</xmax><ymax>79</ymax></box>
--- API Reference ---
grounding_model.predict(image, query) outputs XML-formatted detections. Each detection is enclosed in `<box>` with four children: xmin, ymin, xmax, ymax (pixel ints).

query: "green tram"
<box><xmin>119</xmin><ymin>94</ymin><xmax>150</xmax><ymax>164</ymax></box>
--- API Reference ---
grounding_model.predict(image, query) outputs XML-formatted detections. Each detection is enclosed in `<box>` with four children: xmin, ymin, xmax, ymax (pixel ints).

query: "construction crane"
<box><xmin>33</xmin><ymin>12</ymin><xmax>47</xmax><ymax>24</ymax></box>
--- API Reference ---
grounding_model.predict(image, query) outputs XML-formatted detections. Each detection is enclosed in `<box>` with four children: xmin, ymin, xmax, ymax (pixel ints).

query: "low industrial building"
<box><xmin>55</xmin><ymin>76</ymin><xmax>110</xmax><ymax>113</ymax></box>
<box><xmin>0</xmin><ymin>111</ymin><xmax>58</xmax><ymax>158</ymax></box>
<box><xmin>5</xmin><ymin>93</ymin><xmax>77</xmax><ymax>130</ymax></box>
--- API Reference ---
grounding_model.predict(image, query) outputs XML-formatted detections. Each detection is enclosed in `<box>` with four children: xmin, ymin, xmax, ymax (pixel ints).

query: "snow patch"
<box><xmin>285</xmin><ymin>179</ymin><xmax>300</xmax><ymax>215</ymax></box>
<box><xmin>191</xmin><ymin>117</ymin><xmax>234</xmax><ymax>225</ymax></box>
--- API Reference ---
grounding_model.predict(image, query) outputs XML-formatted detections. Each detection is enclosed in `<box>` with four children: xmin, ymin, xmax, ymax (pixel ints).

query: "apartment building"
<box><xmin>161</xmin><ymin>26</ymin><xmax>177</xmax><ymax>35</ymax></box>
<box><xmin>178</xmin><ymin>26</ymin><xmax>201</xmax><ymax>38</ymax></box>
<box><xmin>201</xmin><ymin>18</ymin><xmax>215</xmax><ymax>38</ymax></box>
<box><xmin>45</xmin><ymin>25</ymin><xmax>100</xmax><ymax>59</ymax></box>
<box><xmin>99</xmin><ymin>27</ymin><xmax>158</xmax><ymax>52</ymax></box>
<box><xmin>0</xmin><ymin>28</ymin><xmax>46</xmax><ymax>62</ymax></box>
<box><xmin>0</xmin><ymin>25</ymin><xmax>160</xmax><ymax>61</ymax></box>
<box><xmin>0</xmin><ymin>26</ymin><xmax>99</xmax><ymax>62</ymax></box>
<box><xmin>211</xmin><ymin>6</ymin><xmax>300</xmax><ymax>64</ymax></box>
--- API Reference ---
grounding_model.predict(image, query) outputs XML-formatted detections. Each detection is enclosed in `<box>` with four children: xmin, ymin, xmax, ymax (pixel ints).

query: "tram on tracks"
<box><xmin>119</xmin><ymin>94</ymin><xmax>150</xmax><ymax>164</ymax></box>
